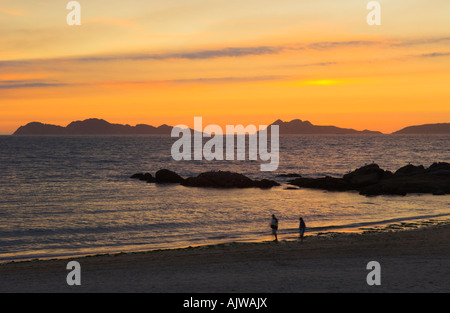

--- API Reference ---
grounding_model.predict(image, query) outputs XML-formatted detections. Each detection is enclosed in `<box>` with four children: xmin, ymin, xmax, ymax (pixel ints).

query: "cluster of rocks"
<box><xmin>131</xmin><ymin>169</ymin><xmax>184</xmax><ymax>184</ymax></box>
<box><xmin>131</xmin><ymin>162</ymin><xmax>450</xmax><ymax>195</ymax></box>
<box><xmin>131</xmin><ymin>169</ymin><xmax>280</xmax><ymax>189</ymax></box>
<box><xmin>288</xmin><ymin>162</ymin><xmax>450</xmax><ymax>196</ymax></box>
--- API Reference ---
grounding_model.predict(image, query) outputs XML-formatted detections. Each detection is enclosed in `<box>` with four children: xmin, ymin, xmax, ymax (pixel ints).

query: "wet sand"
<box><xmin>1</xmin><ymin>220</ymin><xmax>449</xmax><ymax>293</ymax></box>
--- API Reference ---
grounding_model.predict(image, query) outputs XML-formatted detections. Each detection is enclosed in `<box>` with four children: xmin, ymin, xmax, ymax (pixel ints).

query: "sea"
<box><xmin>0</xmin><ymin>135</ymin><xmax>449</xmax><ymax>262</ymax></box>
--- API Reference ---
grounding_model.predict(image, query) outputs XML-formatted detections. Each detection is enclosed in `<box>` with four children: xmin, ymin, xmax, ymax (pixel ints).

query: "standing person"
<box><xmin>299</xmin><ymin>217</ymin><xmax>306</xmax><ymax>242</ymax></box>
<box><xmin>270</xmin><ymin>214</ymin><xmax>278</xmax><ymax>242</ymax></box>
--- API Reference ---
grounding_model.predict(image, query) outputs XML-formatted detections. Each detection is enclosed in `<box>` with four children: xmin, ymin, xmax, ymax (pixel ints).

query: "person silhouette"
<box><xmin>299</xmin><ymin>217</ymin><xmax>306</xmax><ymax>242</ymax></box>
<box><xmin>270</xmin><ymin>214</ymin><xmax>278</xmax><ymax>241</ymax></box>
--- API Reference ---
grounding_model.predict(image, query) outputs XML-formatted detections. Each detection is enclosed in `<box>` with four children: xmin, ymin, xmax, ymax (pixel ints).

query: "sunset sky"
<box><xmin>1</xmin><ymin>0</ymin><xmax>449</xmax><ymax>134</ymax></box>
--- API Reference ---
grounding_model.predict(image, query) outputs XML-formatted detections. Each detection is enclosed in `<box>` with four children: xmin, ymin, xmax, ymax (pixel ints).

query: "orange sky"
<box><xmin>1</xmin><ymin>0</ymin><xmax>450</xmax><ymax>134</ymax></box>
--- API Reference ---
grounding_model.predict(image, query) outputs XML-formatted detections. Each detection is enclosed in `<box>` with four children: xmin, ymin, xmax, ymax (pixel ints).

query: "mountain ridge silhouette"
<box><xmin>12</xmin><ymin>118</ymin><xmax>450</xmax><ymax>135</ymax></box>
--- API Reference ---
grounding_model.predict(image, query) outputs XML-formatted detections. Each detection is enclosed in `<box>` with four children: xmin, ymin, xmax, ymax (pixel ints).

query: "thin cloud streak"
<box><xmin>98</xmin><ymin>75</ymin><xmax>289</xmax><ymax>87</ymax></box>
<box><xmin>0</xmin><ymin>46</ymin><xmax>289</xmax><ymax>68</ymax></box>
<box><xmin>0</xmin><ymin>74</ymin><xmax>289</xmax><ymax>90</ymax></box>
<box><xmin>72</xmin><ymin>46</ymin><xmax>290</xmax><ymax>63</ymax></box>
<box><xmin>0</xmin><ymin>80</ymin><xmax>66</xmax><ymax>90</ymax></box>
<box><xmin>390</xmin><ymin>37</ymin><xmax>450</xmax><ymax>47</ymax></box>
<box><xmin>172</xmin><ymin>74</ymin><xmax>288</xmax><ymax>84</ymax></box>
<box><xmin>0</xmin><ymin>40</ymin><xmax>385</xmax><ymax>66</ymax></box>
<box><xmin>307</xmin><ymin>40</ymin><xmax>380</xmax><ymax>50</ymax></box>
<box><xmin>419</xmin><ymin>52</ymin><xmax>450</xmax><ymax>58</ymax></box>
<box><xmin>48</xmin><ymin>40</ymin><xmax>385</xmax><ymax>63</ymax></box>
<box><xmin>1</xmin><ymin>36</ymin><xmax>449</xmax><ymax>69</ymax></box>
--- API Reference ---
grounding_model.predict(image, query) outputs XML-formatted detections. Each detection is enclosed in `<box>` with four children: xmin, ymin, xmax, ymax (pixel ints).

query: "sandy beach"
<box><xmin>1</xmin><ymin>220</ymin><xmax>449</xmax><ymax>293</ymax></box>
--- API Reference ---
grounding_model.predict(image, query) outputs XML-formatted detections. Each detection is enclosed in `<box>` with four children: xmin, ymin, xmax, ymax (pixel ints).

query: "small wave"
<box><xmin>279</xmin><ymin>213</ymin><xmax>450</xmax><ymax>234</ymax></box>
<box><xmin>0</xmin><ymin>221</ymin><xmax>195</xmax><ymax>239</ymax></box>
<box><xmin>206</xmin><ymin>234</ymin><xmax>239</xmax><ymax>240</ymax></box>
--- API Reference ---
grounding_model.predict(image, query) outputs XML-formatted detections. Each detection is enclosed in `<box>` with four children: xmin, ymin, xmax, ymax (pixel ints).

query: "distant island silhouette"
<box><xmin>13</xmin><ymin>118</ymin><xmax>177</xmax><ymax>135</ymax></box>
<box><xmin>393</xmin><ymin>123</ymin><xmax>450</xmax><ymax>134</ymax></box>
<box><xmin>268</xmin><ymin>119</ymin><xmax>382</xmax><ymax>135</ymax></box>
<box><xmin>11</xmin><ymin>118</ymin><xmax>450</xmax><ymax>135</ymax></box>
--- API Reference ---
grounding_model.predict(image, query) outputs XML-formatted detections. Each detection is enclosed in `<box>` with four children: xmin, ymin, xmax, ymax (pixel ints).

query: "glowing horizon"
<box><xmin>1</xmin><ymin>0</ymin><xmax>449</xmax><ymax>134</ymax></box>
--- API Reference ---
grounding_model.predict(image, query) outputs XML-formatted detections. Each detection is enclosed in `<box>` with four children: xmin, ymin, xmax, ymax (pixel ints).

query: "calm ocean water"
<box><xmin>0</xmin><ymin>135</ymin><xmax>449</xmax><ymax>262</ymax></box>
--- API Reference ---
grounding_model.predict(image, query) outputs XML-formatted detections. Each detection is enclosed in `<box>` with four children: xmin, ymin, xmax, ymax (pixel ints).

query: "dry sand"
<box><xmin>1</xmin><ymin>220</ymin><xmax>449</xmax><ymax>293</ymax></box>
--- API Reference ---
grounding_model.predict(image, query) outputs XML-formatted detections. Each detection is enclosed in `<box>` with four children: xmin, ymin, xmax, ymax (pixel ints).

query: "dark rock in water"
<box><xmin>289</xmin><ymin>162</ymin><xmax>450</xmax><ymax>196</ymax></box>
<box><xmin>182</xmin><ymin>171</ymin><xmax>252</xmax><ymax>188</ymax></box>
<box><xmin>155</xmin><ymin>169</ymin><xmax>184</xmax><ymax>184</ymax></box>
<box><xmin>427</xmin><ymin>162</ymin><xmax>450</xmax><ymax>175</ymax></box>
<box><xmin>181</xmin><ymin>171</ymin><xmax>280</xmax><ymax>189</ymax></box>
<box><xmin>143</xmin><ymin>173</ymin><xmax>156</xmax><ymax>182</ymax></box>
<box><xmin>130</xmin><ymin>173</ymin><xmax>155</xmax><ymax>182</ymax></box>
<box><xmin>394</xmin><ymin>164</ymin><xmax>425</xmax><ymax>176</ymax></box>
<box><xmin>276</xmin><ymin>173</ymin><xmax>302</xmax><ymax>178</ymax></box>
<box><xmin>130</xmin><ymin>169</ymin><xmax>279</xmax><ymax>188</ymax></box>
<box><xmin>342</xmin><ymin>163</ymin><xmax>392</xmax><ymax>187</ymax></box>
<box><xmin>254</xmin><ymin>179</ymin><xmax>281</xmax><ymax>189</ymax></box>
<box><xmin>130</xmin><ymin>173</ymin><xmax>144</xmax><ymax>179</ymax></box>
<box><xmin>289</xmin><ymin>176</ymin><xmax>352</xmax><ymax>192</ymax></box>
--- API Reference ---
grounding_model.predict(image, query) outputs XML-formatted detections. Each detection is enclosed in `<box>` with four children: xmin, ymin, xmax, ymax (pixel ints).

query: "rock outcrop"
<box><xmin>276</xmin><ymin>173</ymin><xmax>302</xmax><ymax>178</ymax></box>
<box><xmin>130</xmin><ymin>173</ymin><xmax>155</xmax><ymax>182</ymax></box>
<box><xmin>181</xmin><ymin>171</ymin><xmax>280</xmax><ymax>189</ymax></box>
<box><xmin>155</xmin><ymin>169</ymin><xmax>185</xmax><ymax>184</ymax></box>
<box><xmin>288</xmin><ymin>162</ymin><xmax>450</xmax><ymax>196</ymax></box>
<box><xmin>131</xmin><ymin>169</ymin><xmax>280</xmax><ymax>189</ymax></box>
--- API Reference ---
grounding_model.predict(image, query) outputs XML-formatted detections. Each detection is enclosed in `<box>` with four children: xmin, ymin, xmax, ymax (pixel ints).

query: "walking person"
<box><xmin>270</xmin><ymin>214</ymin><xmax>278</xmax><ymax>242</ymax></box>
<box><xmin>299</xmin><ymin>217</ymin><xmax>306</xmax><ymax>242</ymax></box>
